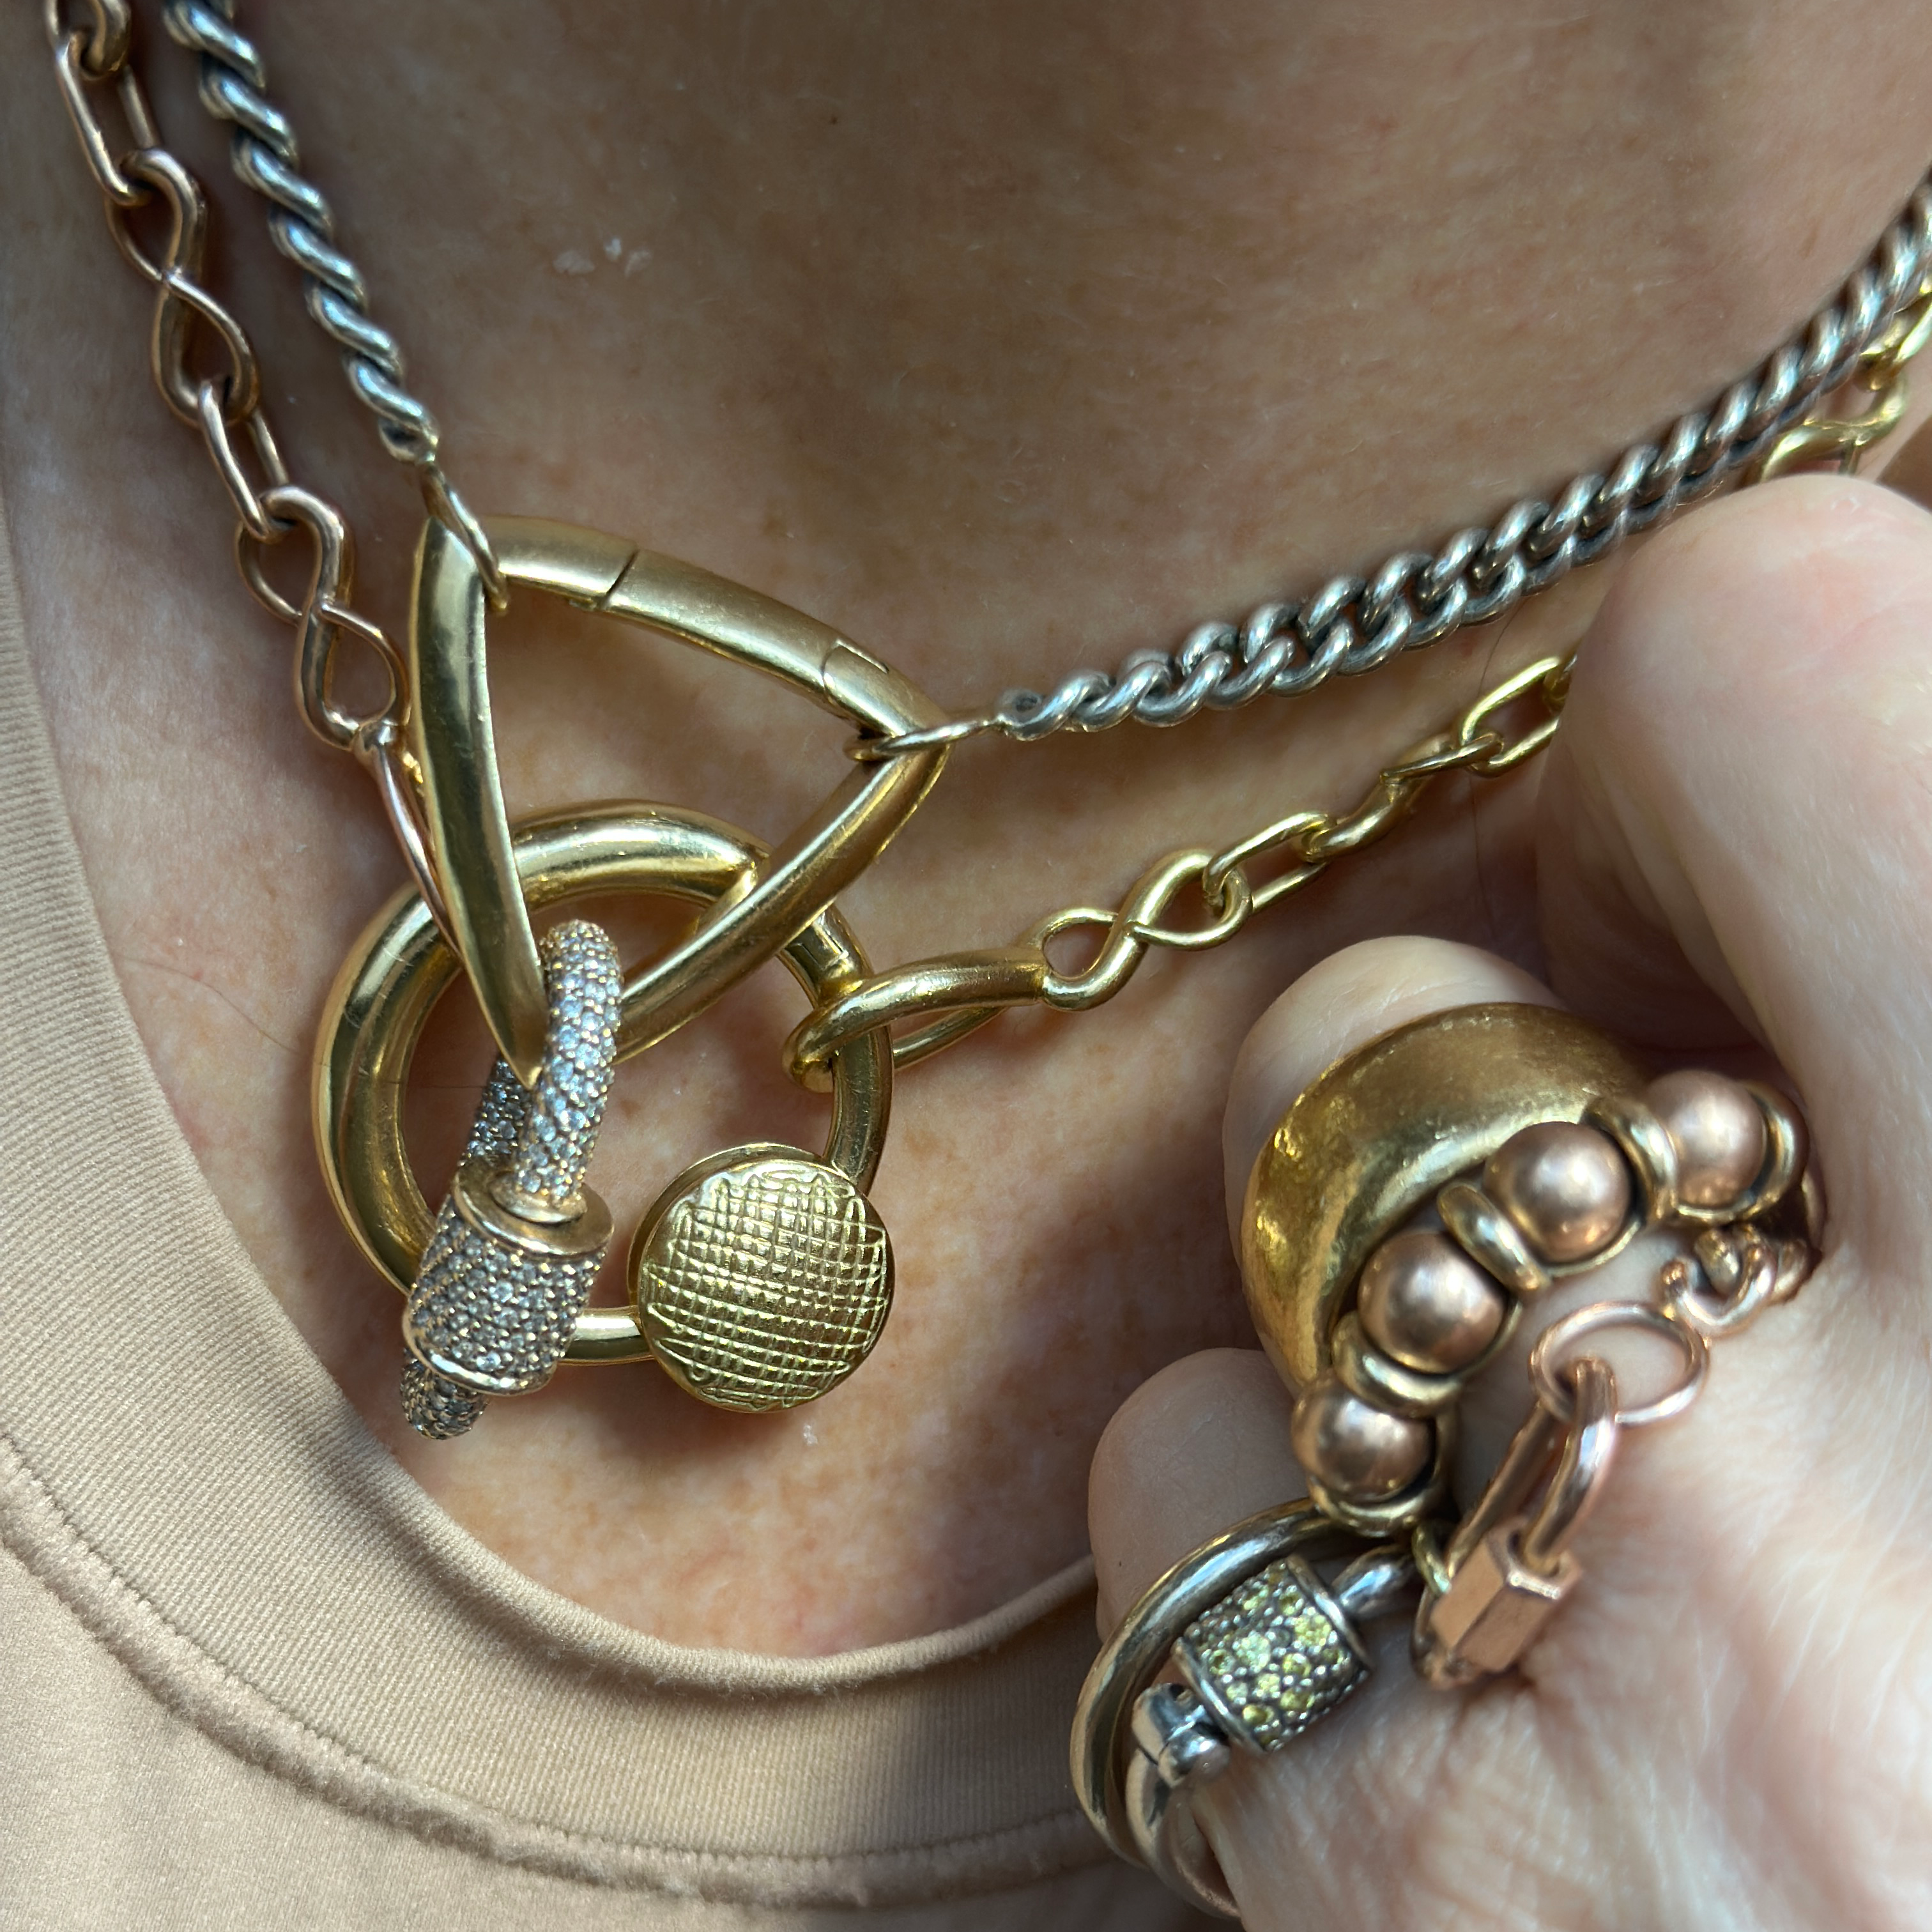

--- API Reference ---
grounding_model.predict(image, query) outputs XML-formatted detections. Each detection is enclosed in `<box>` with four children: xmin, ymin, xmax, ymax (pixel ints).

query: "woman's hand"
<box><xmin>1088</xmin><ymin>473</ymin><xmax>1932</xmax><ymax>1931</ymax></box>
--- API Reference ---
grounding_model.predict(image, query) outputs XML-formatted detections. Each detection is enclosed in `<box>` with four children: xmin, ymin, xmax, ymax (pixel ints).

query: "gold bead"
<box><xmin>1356</xmin><ymin>1229</ymin><xmax>1508</xmax><ymax>1374</ymax></box>
<box><xmin>1645</xmin><ymin>1069</ymin><xmax>1766</xmax><ymax>1209</ymax></box>
<box><xmin>1483</xmin><ymin>1122</ymin><xmax>1629</xmax><ymax>1263</ymax></box>
<box><xmin>1289</xmin><ymin>1375</ymin><xmax>1433</xmax><ymax>1501</ymax></box>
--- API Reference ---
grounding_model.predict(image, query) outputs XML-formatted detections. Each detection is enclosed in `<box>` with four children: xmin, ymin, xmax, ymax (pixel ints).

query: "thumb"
<box><xmin>1538</xmin><ymin>472</ymin><xmax>1932</xmax><ymax>1306</ymax></box>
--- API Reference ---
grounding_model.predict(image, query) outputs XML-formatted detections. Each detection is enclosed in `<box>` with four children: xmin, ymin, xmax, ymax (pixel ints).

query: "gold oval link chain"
<box><xmin>785</xmin><ymin>654</ymin><xmax>1575</xmax><ymax>1090</ymax></box>
<box><xmin>788</xmin><ymin>312</ymin><xmax>1932</xmax><ymax>1090</ymax></box>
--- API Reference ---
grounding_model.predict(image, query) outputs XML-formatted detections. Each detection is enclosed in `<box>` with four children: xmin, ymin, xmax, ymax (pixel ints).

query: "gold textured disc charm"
<box><xmin>629</xmin><ymin>1144</ymin><xmax>894</xmax><ymax>1411</ymax></box>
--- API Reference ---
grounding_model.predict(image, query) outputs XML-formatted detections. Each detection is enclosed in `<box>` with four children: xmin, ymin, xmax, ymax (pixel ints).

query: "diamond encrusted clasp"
<box><xmin>1116</xmin><ymin>1538</ymin><xmax>1411</xmax><ymax>1917</ymax></box>
<box><xmin>401</xmin><ymin>919</ymin><xmax>621</xmax><ymax>1436</ymax></box>
<box><xmin>1170</xmin><ymin>1552</ymin><xmax>1371</xmax><ymax>1749</ymax></box>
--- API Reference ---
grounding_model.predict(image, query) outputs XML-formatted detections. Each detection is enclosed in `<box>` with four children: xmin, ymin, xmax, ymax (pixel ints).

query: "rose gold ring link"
<box><xmin>1418</xmin><ymin>1160</ymin><xmax>1807</xmax><ymax>1689</ymax></box>
<box><xmin>45</xmin><ymin>10</ymin><xmax>439</xmax><ymax>914</ymax></box>
<box><xmin>42</xmin><ymin>0</ymin><xmax>130</xmax><ymax>73</ymax></box>
<box><xmin>1413</xmin><ymin>1292</ymin><xmax>1708</xmax><ymax>1689</ymax></box>
<box><xmin>1659</xmin><ymin>1227</ymin><xmax>1798</xmax><ymax>1339</ymax></box>
<box><xmin>195</xmin><ymin>381</ymin><xmax>292</xmax><ymax>543</ymax></box>
<box><xmin>1529</xmin><ymin>1301</ymin><xmax>1710</xmax><ymax>1430</ymax></box>
<box><xmin>1413</xmin><ymin>1356</ymin><xmax>1622</xmax><ymax>1689</ymax></box>
<box><xmin>49</xmin><ymin>26</ymin><xmax>153</xmax><ymax>208</ymax></box>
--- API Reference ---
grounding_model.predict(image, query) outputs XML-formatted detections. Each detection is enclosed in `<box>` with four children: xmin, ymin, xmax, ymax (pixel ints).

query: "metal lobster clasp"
<box><xmin>401</xmin><ymin>919</ymin><xmax>621</xmax><ymax>1437</ymax></box>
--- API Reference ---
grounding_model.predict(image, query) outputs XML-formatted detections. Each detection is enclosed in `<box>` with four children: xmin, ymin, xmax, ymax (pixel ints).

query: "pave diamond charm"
<box><xmin>1173</xmin><ymin>1552</ymin><xmax>1370</xmax><ymax>1751</ymax></box>
<box><xmin>401</xmin><ymin>1354</ymin><xmax>489</xmax><ymax>1438</ymax></box>
<box><xmin>401</xmin><ymin>920</ymin><xmax>621</xmax><ymax>1435</ymax></box>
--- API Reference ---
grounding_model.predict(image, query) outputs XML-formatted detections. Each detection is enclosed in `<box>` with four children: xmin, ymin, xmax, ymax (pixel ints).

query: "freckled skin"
<box><xmin>2</xmin><ymin>1</ymin><xmax>1929</xmax><ymax>1653</ymax></box>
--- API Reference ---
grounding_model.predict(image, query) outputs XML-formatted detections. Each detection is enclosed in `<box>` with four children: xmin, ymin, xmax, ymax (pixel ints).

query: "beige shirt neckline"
<box><xmin>0</xmin><ymin>495</ymin><xmax>1110</xmax><ymax>1910</ymax></box>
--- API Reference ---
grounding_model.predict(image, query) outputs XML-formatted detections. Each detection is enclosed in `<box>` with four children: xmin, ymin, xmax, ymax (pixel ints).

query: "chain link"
<box><xmin>43</xmin><ymin>2</ymin><xmax>446</xmax><ymax>920</ymax></box>
<box><xmin>157</xmin><ymin>0</ymin><xmax>507</xmax><ymax>602</ymax></box>
<box><xmin>786</xmin><ymin>652</ymin><xmax>1574</xmax><ymax>1088</ymax></box>
<box><xmin>836</xmin><ymin>180</ymin><xmax>1931</xmax><ymax>747</ymax></box>
<box><xmin>802</xmin><ymin>259</ymin><xmax>1932</xmax><ymax>1089</ymax></box>
<box><xmin>43</xmin><ymin>0</ymin><xmax>132</xmax><ymax>76</ymax></box>
<box><xmin>49</xmin><ymin>8</ymin><xmax>1932</xmax><ymax>1102</ymax></box>
<box><xmin>1749</xmin><ymin>279</ymin><xmax>1932</xmax><ymax>482</ymax></box>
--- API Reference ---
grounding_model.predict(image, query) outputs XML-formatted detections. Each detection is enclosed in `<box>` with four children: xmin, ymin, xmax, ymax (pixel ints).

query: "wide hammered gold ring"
<box><xmin>312</xmin><ymin>799</ymin><xmax>891</xmax><ymax>1367</ymax></box>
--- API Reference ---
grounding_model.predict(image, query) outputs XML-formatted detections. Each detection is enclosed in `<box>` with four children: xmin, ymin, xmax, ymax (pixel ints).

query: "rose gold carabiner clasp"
<box><xmin>1413</xmin><ymin>1354</ymin><xmax>1620</xmax><ymax>1688</ymax></box>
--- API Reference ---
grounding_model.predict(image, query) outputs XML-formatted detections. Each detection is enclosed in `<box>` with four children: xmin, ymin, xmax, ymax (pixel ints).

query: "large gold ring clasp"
<box><xmin>409</xmin><ymin>517</ymin><xmax>950</xmax><ymax>1085</ymax></box>
<box><xmin>314</xmin><ymin>801</ymin><xmax>891</xmax><ymax>1372</ymax></box>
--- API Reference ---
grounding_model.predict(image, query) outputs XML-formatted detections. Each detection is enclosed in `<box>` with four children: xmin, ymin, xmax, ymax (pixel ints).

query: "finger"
<box><xmin>1089</xmin><ymin>1349</ymin><xmax>1299</xmax><ymax>1632</ymax></box>
<box><xmin>1084</xmin><ymin>486</ymin><xmax>1932</xmax><ymax>1928</ymax></box>
<box><xmin>1093</xmin><ymin>937</ymin><xmax>1574</xmax><ymax>1928</ymax></box>
<box><xmin>1099</xmin><ymin>935</ymin><xmax>1552</xmax><ymax>1622</ymax></box>
<box><xmin>1103</xmin><ymin>485</ymin><xmax>1932</xmax><ymax>1630</ymax></box>
<box><xmin>1222</xmin><ymin>936</ymin><xmax>1558</xmax><ymax>1238</ymax></box>
<box><xmin>1537</xmin><ymin>473</ymin><xmax>1932</xmax><ymax>1287</ymax></box>
<box><xmin>1088</xmin><ymin>927</ymin><xmax>1844</xmax><ymax>1932</ymax></box>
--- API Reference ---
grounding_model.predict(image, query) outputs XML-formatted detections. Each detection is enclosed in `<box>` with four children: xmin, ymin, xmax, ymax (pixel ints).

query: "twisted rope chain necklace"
<box><xmin>45</xmin><ymin>0</ymin><xmax>1932</xmax><ymax>1433</ymax></box>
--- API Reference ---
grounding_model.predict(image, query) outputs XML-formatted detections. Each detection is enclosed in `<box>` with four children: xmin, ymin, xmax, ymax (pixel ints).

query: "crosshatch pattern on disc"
<box><xmin>640</xmin><ymin>1158</ymin><xmax>892</xmax><ymax>1411</ymax></box>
